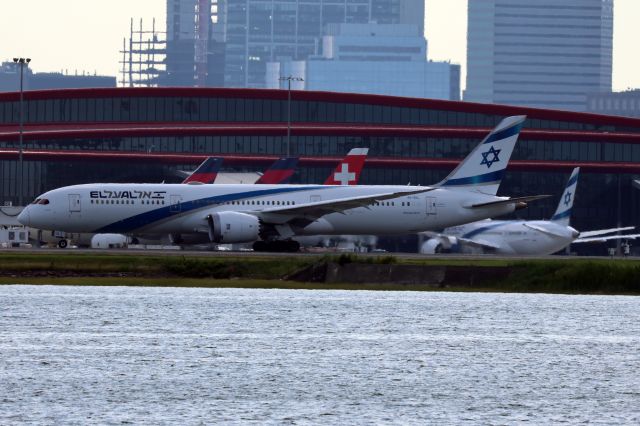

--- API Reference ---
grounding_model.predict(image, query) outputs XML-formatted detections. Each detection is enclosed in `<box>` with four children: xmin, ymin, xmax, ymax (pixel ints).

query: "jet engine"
<box><xmin>420</xmin><ymin>237</ymin><xmax>456</xmax><ymax>254</ymax></box>
<box><xmin>206</xmin><ymin>211</ymin><xmax>260</xmax><ymax>244</ymax></box>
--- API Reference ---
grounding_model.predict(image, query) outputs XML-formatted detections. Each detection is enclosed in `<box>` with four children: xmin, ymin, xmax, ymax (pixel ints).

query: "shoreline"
<box><xmin>1</xmin><ymin>251</ymin><xmax>639</xmax><ymax>295</ymax></box>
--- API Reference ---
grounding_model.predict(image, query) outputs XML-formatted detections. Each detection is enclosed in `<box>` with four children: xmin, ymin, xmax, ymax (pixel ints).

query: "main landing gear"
<box><xmin>252</xmin><ymin>240</ymin><xmax>300</xmax><ymax>252</ymax></box>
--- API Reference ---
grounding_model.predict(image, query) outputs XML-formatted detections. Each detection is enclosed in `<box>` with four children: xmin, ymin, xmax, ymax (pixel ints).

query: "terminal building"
<box><xmin>1</xmin><ymin>87</ymin><xmax>639</xmax><ymax>253</ymax></box>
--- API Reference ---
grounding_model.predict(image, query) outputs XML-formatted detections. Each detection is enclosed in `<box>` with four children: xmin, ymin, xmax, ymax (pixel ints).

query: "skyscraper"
<box><xmin>223</xmin><ymin>0</ymin><xmax>425</xmax><ymax>88</ymax></box>
<box><xmin>465</xmin><ymin>0</ymin><xmax>613</xmax><ymax>111</ymax></box>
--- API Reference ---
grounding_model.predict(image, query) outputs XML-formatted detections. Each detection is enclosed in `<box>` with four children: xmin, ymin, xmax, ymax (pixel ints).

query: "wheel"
<box><xmin>253</xmin><ymin>240</ymin><xmax>268</xmax><ymax>251</ymax></box>
<box><xmin>58</xmin><ymin>239</ymin><xmax>68</xmax><ymax>249</ymax></box>
<box><xmin>285</xmin><ymin>240</ymin><xmax>300</xmax><ymax>252</ymax></box>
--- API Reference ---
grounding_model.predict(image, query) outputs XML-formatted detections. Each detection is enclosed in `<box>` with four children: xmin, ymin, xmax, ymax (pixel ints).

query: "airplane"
<box><xmin>19</xmin><ymin>115</ymin><xmax>546</xmax><ymax>252</ymax></box>
<box><xmin>182</xmin><ymin>157</ymin><xmax>224</xmax><ymax>184</ymax></box>
<box><xmin>421</xmin><ymin>167</ymin><xmax>640</xmax><ymax>255</ymax></box>
<box><xmin>324</xmin><ymin>148</ymin><xmax>368</xmax><ymax>185</ymax></box>
<box><xmin>255</xmin><ymin>157</ymin><xmax>299</xmax><ymax>184</ymax></box>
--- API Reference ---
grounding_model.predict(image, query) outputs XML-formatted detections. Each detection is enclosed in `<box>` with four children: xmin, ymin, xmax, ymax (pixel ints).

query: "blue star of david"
<box><xmin>564</xmin><ymin>191</ymin><xmax>572</xmax><ymax>206</ymax></box>
<box><xmin>480</xmin><ymin>146</ymin><xmax>501</xmax><ymax>169</ymax></box>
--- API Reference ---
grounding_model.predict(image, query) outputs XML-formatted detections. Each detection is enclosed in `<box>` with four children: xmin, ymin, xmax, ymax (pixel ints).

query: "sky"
<box><xmin>1</xmin><ymin>0</ymin><xmax>639</xmax><ymax>92</ymax></box>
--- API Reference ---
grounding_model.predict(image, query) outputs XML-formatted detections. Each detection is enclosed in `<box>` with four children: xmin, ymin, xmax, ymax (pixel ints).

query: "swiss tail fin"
<box><xmin>182</xmin><ymin>157</ymin><xmax>224</xmax><ymax>184</ymax></box>
<box><xmin>550</xmin><ymin>167</ymin><xmax>580</xmax><ymax>226</ymax></box>
<box><xmin>324</xmin><ymin>148</ymin><xmax>369</xmax><ymax>185</ymax></box>
<box><xmin>436</xmin><ymin>115</ymin><xmax>526</xmax><ymax>195</ymax></box>
<box><xmin>255</xmin><ymin>157</ymin><xmax>299</xmax><ymax>184</ymax></box>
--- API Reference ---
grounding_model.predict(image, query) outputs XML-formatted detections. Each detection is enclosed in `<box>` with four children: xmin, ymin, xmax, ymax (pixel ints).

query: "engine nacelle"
<box><xmin>420</xmin><ymin>236</ymin><xmax>456</xmax><ymax>254</ymax></box>
<box><xmin>208</xmin><ymin>211</ymin><xmax>260</xmax><ymax>244</ymax></box>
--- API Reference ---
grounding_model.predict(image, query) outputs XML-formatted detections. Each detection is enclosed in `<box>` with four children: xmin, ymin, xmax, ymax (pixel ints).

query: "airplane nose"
<box><xmin>17</xmin><ymin>208</ymin><xmax>30</xmax><ymax>226</ymax></box>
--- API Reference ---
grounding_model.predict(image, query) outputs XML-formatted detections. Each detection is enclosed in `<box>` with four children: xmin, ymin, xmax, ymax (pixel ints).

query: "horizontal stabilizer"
<box><xmin>578</xmin><ymin>226</ymin><xmax>635</xmax><ymax>239</ymax></box>
<box><xmin>467</xmin><ymin>194</ymin><xmax>551</xmax><ymax>209</ymax></box>
<box><xmin>575</xmin><ymin>233</ymin><xmax>640</xmax><ymax>244</ymax></box>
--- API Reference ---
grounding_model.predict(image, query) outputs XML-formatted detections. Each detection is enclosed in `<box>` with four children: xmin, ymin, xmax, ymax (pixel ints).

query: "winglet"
<box><xmin>324</xmin><ymin>148</ymin><xmax>369</xmax><ymax>185</ymax></box>
<box><xmin>436</xmin><ymin>115</ymin><xmax>526</xmax><ymax>195</ymax></box>
<box><xmin>182</xmin><ymin>157</ymin><xmax>224</xmax><ymax>184</ymax></box>
<box><xmin>550</xmin><ymin>167</ymin><xmax>580</xmax><ymax>226</ymax></box>
<box><xmin>255</xmin><ymin>157</ymin><xmax>299</xmax><ymax>184</ymax></box>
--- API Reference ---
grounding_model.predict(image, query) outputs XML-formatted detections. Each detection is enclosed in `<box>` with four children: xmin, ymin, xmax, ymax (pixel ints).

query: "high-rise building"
<box><xmin>587</xmin><ymin>90</ymin><xmax>640</xmax><ymax>118</ymax></box>
<box><xmin>162</xmin><ymin>0</ymin><xmax>224</xmax><ymax>87</ymax></box>
<box><xmin>266</xmin><ymin>24</ymin><xmax>460</xmax><ymax>100</ymax></box>
<box><xmin>465</xmin><ymin>0</ymin><xmax>613</xmax><ymax>111</ymax></box>
<box><xmin>223</xmin><ymin>0</ymin><xmax>424</xmax><ymax>88</ymax></box>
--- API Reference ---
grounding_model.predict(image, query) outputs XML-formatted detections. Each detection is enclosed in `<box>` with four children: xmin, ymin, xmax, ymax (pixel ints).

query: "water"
<box><xmin>1</xmin><ymin>286</ymin><xmax>639</xmax><ymax>424</ymax></box>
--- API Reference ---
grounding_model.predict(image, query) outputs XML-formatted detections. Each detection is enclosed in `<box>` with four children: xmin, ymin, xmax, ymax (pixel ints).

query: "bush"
<box><xmin>162</xmin><ymin>257</ymin><xmax>246</xmax><ymax>279</ymax></box>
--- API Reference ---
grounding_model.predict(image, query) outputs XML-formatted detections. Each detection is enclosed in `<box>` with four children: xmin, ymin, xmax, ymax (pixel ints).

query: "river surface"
<box><xmin>1</xmin><ymin>285</ymin><xmax>639</xmax><ymax>424</ymax></box>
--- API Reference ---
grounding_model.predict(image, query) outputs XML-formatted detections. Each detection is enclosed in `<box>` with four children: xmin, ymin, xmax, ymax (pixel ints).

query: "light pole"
<box><xmin>13</xmin><ymin>57</ymin><xmax>31</xmax><ymax>206</ymax></box>
<box><xmin>279</xmin><ymin>75</ymin><xmax>303</xmax><ymax>156</ymax></box>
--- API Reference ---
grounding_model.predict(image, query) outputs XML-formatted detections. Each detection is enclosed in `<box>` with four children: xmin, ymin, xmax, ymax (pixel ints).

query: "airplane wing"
<box><xmin>458</xmin><ymin>237</ymin><xmax>502</xmax><ymax>250</ymax></box>
<box><xmin>467</xmin><ymin>194</ymin><xmax>551</xmax><ymax>209</ymax></box>
<box><xmin>578</xmin><ymin>226</ymin><xmax>635</xmax><ymax>239</ymax></box>
<box><xmin>574</xmin><ymin>233</ymin><xmax>640</xmax><ymax>244</ymax></box>
<box><xmin>256</xmin><ymin>187</ymin><xmax>436</xmax><ymax>225</ymax></box>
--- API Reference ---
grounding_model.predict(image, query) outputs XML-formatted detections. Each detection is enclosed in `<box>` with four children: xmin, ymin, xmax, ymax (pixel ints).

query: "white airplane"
<box><xmin>18</xmin><ymin>115</ymin><xmax>546</xmax><ymax>252</ymax></box>
<box><xmin>421</xmin><ymin>167</ymin><xmax>640</xmax><ymax>255</ymax></box>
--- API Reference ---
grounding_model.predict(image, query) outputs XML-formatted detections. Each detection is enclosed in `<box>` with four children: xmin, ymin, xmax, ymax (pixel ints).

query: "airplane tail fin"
<box><xmin>550</xmin><ymin>167</ymin><xmax>580</xmax><ymax>226</ymax></box>
<box><xmin>255</xmin><ymin>157</ymin><xmax>299</xmax><ymax>184</ymax></box>
<box><xmin>435</xmin><ymin>115</ymin><xmax>526</xmax><ymax>195</ymax></box>
<box><xmin>182</xmin><ymin>157</ymin><xmax>224</xmax><ymax>184</ymax></box>
<box><xmin>324</xmin><ymin>148</ymin><xmax>369</xmax><ymax>185</ymax></box>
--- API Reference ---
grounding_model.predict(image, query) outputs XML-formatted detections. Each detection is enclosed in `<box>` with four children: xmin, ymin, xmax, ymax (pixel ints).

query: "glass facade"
<box><xmin>1</xmin><ymin>88</ymin><xmax>640</xmax><ymax>254</ymax></box>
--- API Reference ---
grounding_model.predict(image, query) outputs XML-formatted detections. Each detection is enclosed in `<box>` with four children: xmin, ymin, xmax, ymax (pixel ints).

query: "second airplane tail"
<box><xmin>255</xmin><ymin>157</ymin><xmax>299</xmax><ymax>184</ymax></box>
<box><xmin>324</xmin><ymin>148</ymin><xmax>369</xmax><ymax>185</ymax></box>
<box><xmin>550</xmin><ymin>167</ymin><xmax>580</xmax><ymax>226</ymax></box>
<box><xmin>435</xmin><ymin>115</ymin><xmax>526</xmax><ymax>195</ymax></box>
<box><xmin>182</xmin><ymin>157</ymin><xmax>224</xmax><ymax>184</ymax></box>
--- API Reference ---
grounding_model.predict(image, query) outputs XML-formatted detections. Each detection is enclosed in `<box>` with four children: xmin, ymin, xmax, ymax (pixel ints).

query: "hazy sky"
<box><xmin>2</xmin><ymin>0</ymin><xmax>639</xmax><ymax>91</ymax></box>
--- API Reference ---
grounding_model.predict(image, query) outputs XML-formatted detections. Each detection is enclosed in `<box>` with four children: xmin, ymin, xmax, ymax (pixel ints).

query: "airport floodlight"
<box><xmin>14</xmin><ymin>56</ymin><xmax>31</xmax><ymax>206</ymax></box>
<box><xmin>279</xmin><ymin>75</ymin><xmax>304</xmax><ymax>156</ymax></box>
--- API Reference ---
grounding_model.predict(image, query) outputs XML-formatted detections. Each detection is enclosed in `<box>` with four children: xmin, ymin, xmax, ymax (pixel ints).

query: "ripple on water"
<box><xmin>1</xmin><ymin>286</ymin><xmax>639</xmax><ymax>424</ymax></box>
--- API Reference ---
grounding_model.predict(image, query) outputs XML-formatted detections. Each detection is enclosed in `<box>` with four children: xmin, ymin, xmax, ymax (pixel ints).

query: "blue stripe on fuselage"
<box><xmin>551</xmin><ymin>208</ymin><xmax>572</xmax><ymax>222</ymax></box>
<box><xmin>483</xmin><ymin>122</ymin><xmax>523</xmax><ymax>144</ymax></box>
<box><xmin>441</xmin><ymin>169</ymin><xmax>505</xmax><ymax>187</ymax></box>
<box><xmin>94</xmin><ymin>186</ymin><xmax>327</xmax><ymax>233</ymax></box>
<box><xmin>462</xmin><ymin>221</ymin><xmax>509</xmax><ymax>239</ymax></box>
<box><xmin>565</xmin><ymin>173</ymin><xmax>579</xmax><ymax>189</ymax></box>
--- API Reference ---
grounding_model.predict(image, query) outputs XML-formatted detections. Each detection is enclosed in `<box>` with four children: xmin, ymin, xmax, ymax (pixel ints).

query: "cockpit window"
<box><xmin>37</xmin><ymin>199</ymin><xmax>50</xmax><ymax>205</ymax></box>
<box><xmin>31</xmin><ymin>198</ymin><xmax>40</xmax><ymax>205</ymax></box>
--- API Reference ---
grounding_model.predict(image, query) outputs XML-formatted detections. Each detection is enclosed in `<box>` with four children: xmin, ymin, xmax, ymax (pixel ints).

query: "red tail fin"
<box><xmin>255</xmin><ymin>157</ymin><xmax>299</xmax><ymax>184</ymax></box>
<box><xmin>182</xmin><ymin>157</ymin><xmax>224</xmax><ymax>184</ymax></box>
<box><xmin>323</xmin><ymin>148</ymin><xmax>369</xmax><ymax>185</ymax></box>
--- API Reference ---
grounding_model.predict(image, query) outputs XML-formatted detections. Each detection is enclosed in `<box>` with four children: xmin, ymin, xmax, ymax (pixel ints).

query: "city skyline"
<box><xmin>1</xmin><ymin>0</ymin><xmax>639</xmax><ymax>92</ymax></box>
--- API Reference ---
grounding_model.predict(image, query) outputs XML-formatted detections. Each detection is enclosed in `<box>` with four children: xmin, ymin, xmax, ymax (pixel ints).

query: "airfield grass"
<box><xmin>1</xmin><ymin>252</ymin><xmax>639</xmax><ymax>294</ymax></box>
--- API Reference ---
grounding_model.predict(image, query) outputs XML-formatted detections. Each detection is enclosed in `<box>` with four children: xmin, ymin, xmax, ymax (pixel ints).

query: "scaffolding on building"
<box><xmin>119</xmin><ymin>18</ymin><xmax>167</xmax><ymax>87</ymax></box>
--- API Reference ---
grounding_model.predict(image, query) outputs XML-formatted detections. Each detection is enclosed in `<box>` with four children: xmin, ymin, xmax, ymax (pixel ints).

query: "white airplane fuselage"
<box><xmin>444</xmin><ymin>220</ymin><xmax>579</xmax><ymax>255</ymax></box>
<box><xmin>19</xmin><ymin>183</ymin><xmax>516</xmax><ymax>238</ymax></box>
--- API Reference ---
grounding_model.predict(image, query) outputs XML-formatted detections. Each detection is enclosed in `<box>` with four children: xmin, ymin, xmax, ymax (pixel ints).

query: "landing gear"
<box><xmin>252</xmin><ymin>240</ymin><xmax>300</xmax><ymax>253</ymax></box>
<box><xmin>57</xmin><ymin>239</ymin><xmax>68</xmax><ymax>249</ymax></box>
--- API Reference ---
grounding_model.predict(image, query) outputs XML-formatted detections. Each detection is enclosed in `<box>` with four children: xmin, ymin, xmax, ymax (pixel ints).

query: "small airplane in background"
<box><xmin>324</xmin><ymin>148</ymin><xmax>369</xmax><ymax>185</ymax></box>
<box><xmin>181</xmin><ymin>148</ymin><xmax>368</xmax><ymax>186</ymax></box>
<box><xmin>182</xmin><ymin>157</ymin><xmax>224</xmax><ymax>184</ymax></box>
<box><xmin>421</xmin><ymin>167</ymin><xmax>640</xmax><ymax>255</ymax></box>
